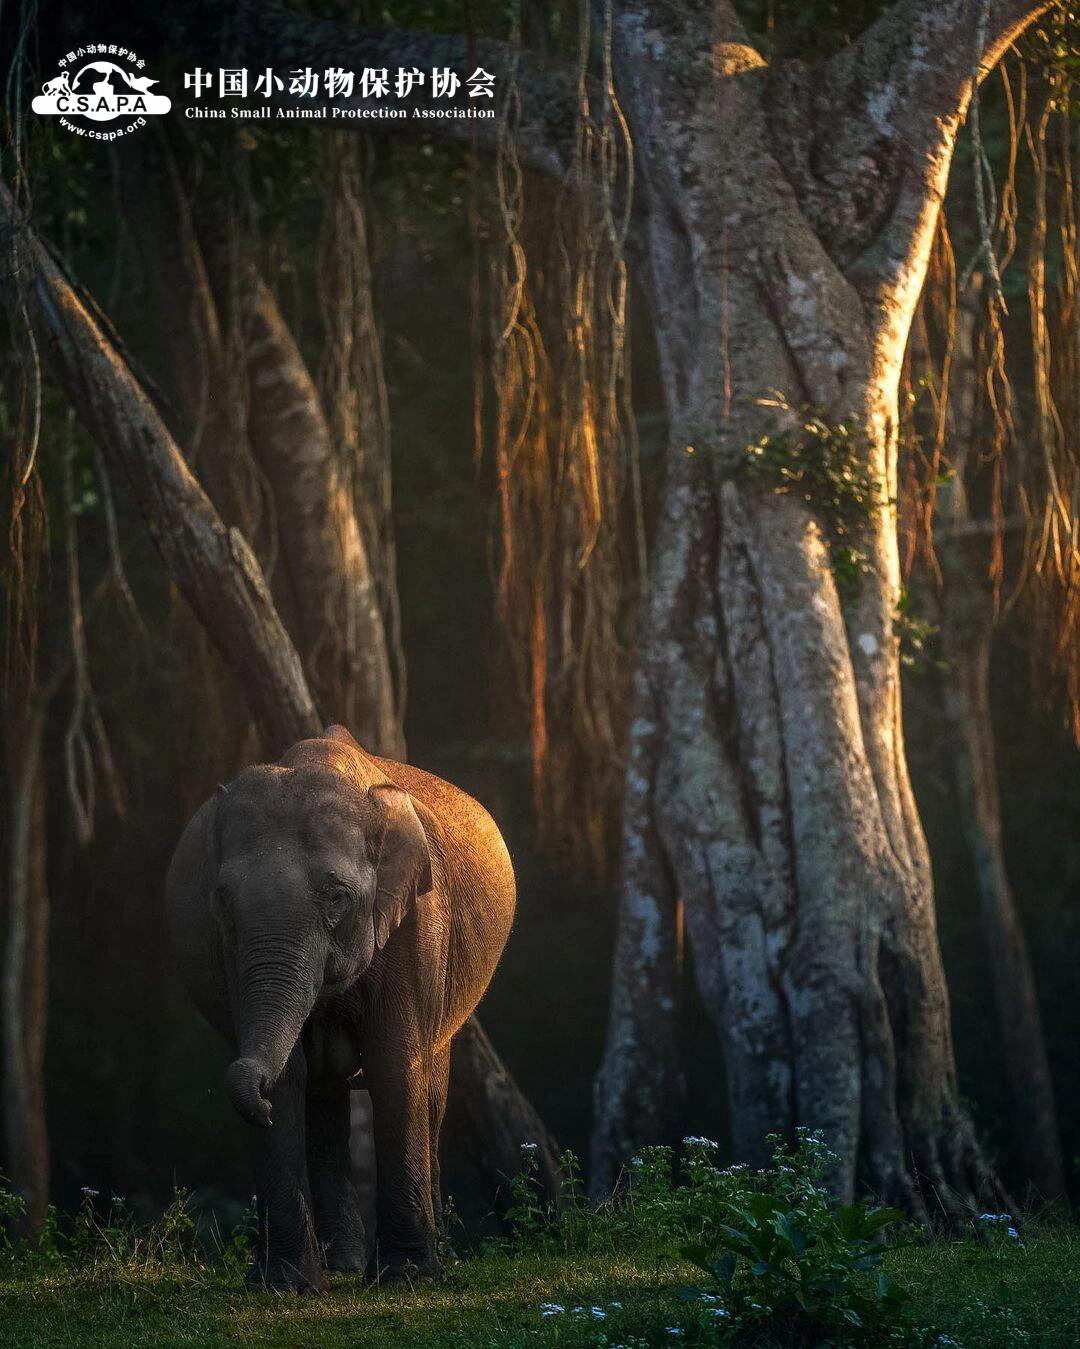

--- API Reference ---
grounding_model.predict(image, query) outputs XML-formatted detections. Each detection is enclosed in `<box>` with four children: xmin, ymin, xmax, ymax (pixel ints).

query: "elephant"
<box><xmin>166</xmin><ymin>724</ymin><xmax>515</xmax><ymax>1292</ymax></box>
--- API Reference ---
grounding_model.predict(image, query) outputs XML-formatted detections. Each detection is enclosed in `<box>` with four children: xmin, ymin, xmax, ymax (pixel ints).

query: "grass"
<box><xmin>1</xmin><ymin>1233</ymin><xmax>1078</xmax><ymax>1347</ymax></box>
<box><xmin>2</xmin><ymin>1137</ymin><xmax>1077</xmax><ymax>1348</ymax></box>
<box><xmin>888</xmin><ymin>1229</ymin><xmax>1080</xmax><ymax>1347</ymax></box>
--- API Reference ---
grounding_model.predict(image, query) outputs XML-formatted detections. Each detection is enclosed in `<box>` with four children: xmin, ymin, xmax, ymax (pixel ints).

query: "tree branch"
<box><xmin>770</xmin><ymin>0</ymin><xmax>1051</xmax><ymax>293</ymax></box>
<box><xmin>0</xmin><ymin>181</ymin><xmax>321</xmax><ymax>756</ymax></box>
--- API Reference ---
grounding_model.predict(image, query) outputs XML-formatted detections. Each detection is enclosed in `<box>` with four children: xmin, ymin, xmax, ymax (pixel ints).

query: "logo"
<box><xmin>33</xmin><ymin>45</ymin><xmax>170</xmax><ymax>139</ymax></box>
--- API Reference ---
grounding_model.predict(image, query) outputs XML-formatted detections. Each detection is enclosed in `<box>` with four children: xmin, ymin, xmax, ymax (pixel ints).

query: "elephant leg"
<box><xmin>247</xmin><ymin>1046</ymin><xmax>325</xmax><ymax>1293</ymax></box>
<box><xmin>429</xmin><ymin>1046</ymin><xmax>450</xmax><ymax>1244</ymax></box>
<box><xmin>365</xmin><ymin>1039</ymin><xmax>439</xmax><ymax>1284</ymax></box>
<box><xmin>306</xmin><ymin>1082</ymin><xmax>367</xmax><ymax>1272</ymax></box>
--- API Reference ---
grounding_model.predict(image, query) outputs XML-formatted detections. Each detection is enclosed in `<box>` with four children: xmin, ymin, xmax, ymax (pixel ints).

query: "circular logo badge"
<box><xmin>33</xmin><ymin>45</ymin><xmax>171</xmax><ymax>140</ymax></box>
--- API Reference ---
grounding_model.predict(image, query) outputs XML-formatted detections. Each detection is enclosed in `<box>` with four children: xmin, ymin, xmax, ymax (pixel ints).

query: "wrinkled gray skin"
<box><xmin>166</xmin><ymin>726</ymin><xmax>515</xmax><ymax>1292</ymax></box>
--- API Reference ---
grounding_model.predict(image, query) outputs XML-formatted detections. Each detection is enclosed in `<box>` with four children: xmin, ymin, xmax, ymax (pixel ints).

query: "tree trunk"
<box><xmin>589</xmin><ymin>655</ymin><xmax>686</xmax><ymax>1182</ymax></box>
<box><xmin>936</xmin><ymin>552</ymin><xmax>1065</xmax><ymax>1198</ymax></box>
<box><xmin>317</xmin><ymin>134</ymin><xmax>407</xmax><ymax>731</ymax></box>
<box><xmin>592</xmin><ymin>0</ymin><xmax>1045</xmax><ymax>1212</ymax></box>
<box><xmin>1</xmin><ymin>696</ymin><xmax>51</xmax><ymax>1239</ymax></box>
<box><xmin>1</xmin><ymin>184</ymin><xmax>321</xmax><ymax>756</ymax></box>
<box><xmin>121</xmin><ymin>132</ymin><xmax>402</xmax><ymax>756</ymax></box>
<box><xmin>234</xmin><ymin>268</ymin><xmax>403</xmax><ymax>756</ymax></box>
<box><xmin>118</xmin><ymin>128</ymin><xmax>266</xmax><ymax>546</ymax></box>
<box><xmin>449</xmin><ymin>1019</ymin><xmax>564</xmax><ymax>1205</ymax></box>
<box><xmin>932</xmin><ymin>298</ymin><xmax>1065</xmax><ymax>1199</ymax></box>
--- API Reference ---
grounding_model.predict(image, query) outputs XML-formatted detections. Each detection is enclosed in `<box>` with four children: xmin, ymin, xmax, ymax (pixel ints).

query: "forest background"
<box><xmin>1</xmin><ymin>0</ymin><xmax>1078</xmax><ymax>1245</ymax></box>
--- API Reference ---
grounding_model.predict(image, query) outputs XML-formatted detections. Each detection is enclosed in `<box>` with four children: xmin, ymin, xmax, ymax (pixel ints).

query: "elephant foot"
<box><xmin>323</xmin><ymin>1233</ymin><xmax>367</xmax><ymax>1274</ymax></box>
<box><xmin>246</xmin><ymin>1254</ymin><xmax>327</xmax><ymax>1294</ymax></box>
<box><xmin>365</xmin><ymin>1252</ymin><xmax>442</xmax><ymax>1288</ymax></box>
<box><xmin>315</xmin><ymin>1196</ymin><xmax>367</xmax><ymax>1273</ymax></box>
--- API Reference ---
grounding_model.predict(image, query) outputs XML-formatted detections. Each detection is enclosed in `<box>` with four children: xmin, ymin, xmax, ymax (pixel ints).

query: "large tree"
<box><xmin>589</xmin><ymin>0</ymin><xmax>1052</xmax><ymax>1211</ymax></box>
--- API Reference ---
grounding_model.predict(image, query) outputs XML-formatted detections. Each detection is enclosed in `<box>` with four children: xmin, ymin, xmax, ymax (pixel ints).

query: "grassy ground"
<box><xmin>1</xmin><ymin>1229</ymin><xmax>1077</xmax><ymax>1348</ymax></box>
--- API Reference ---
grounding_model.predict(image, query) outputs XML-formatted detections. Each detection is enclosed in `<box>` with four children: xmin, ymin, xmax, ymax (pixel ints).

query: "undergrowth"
<box><xmin>502</xmin><ymin>1131</ymin><xmax>917</xmax><ymax>1344</ymax></box>
<box><xmin>0</xmin><ymin>1137</ymin><xmax>1075</xmax><ymax>1347</ymax></box>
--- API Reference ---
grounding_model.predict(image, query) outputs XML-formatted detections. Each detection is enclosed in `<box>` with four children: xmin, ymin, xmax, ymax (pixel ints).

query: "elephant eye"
<box><xmin>324</xmin><ymin>884</ymin><xmax>351</xmax><ymax>908</ymax></box>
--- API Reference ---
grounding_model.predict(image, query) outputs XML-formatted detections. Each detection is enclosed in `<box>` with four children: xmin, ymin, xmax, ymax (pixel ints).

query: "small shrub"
<box><xmin>671</xmin><ymin>1132</ymin><xmax>911</xmax><ymax>1344</ymax></box>
<box><xmin>0</xmin><ymin>1182</ymin><xmax>215</xmax><ymax>1279</ymax></box>
<box><xmin>222</xmin><ymin>1194</ymin><xmax>259</xmax><ymax>1271</ymax></box>
<box><xmin>506</xmin><ymin>1142</ymin><xmax>548</xmax><ymax>1252</ymax></box>
<box><xmin>157</xmin><ymin>1187</ymin><xmax>201</xmax><ymax>1266</ymax></box>
<box><xmin>506</xmin><ymin>1129</ymin><xmax>916</xmax><ymax>1344</ymax></box>
<box><xmin>0</xmin><ymin>1173</ymin><xmax>27</xmax><ymax>1260</ymax></box>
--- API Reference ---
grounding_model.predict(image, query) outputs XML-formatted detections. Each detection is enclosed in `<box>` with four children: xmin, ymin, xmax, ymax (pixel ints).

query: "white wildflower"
<box><xmin>539</xmin><ymin>1303</ymin><xmax>564</xmax><ymax>1317</ymax></box>
<box><xmin>80</xmin><ymin>1186</ymin><xmax>99</xmax><ymax>1197</ymax></box>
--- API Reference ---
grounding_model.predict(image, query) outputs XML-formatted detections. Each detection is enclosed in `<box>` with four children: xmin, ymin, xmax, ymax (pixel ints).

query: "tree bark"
<box><xmin>592</xmin><ymin>0</ymin><xmax>1046</xmax><ymax>1212</ymax></box>
<box><xmin>589</xmin><ymin>659</ymin><xmax>686</xmax><ymax>1183</ymax></box>
<box><xmin>937</xmin><ymin>548</ymin><xmax>1065</xmax><ymax>1198</ymax></box>
<box><xmin>119</xmin><ymin>132</ymin><xmax>403</xmax><ymax>757</ymax></box>
<box><xmin>1</xmin><ymin>180</ymin><xmax>561</xmax><ymax>1209</ymax></box>
<box><xmin>117</xmin><ymin>128</ymin><xmax>265</xmax><ymax>545</ymax></box>
<box><xmin>2</xmin><ymin>183</ymin><xmax>320</xmax><ymax>758</ymax></box>
<box><xmin>1</xmin><ymin>695</ymin><xmax>51</xmax><ymax>1239</ymax></box>
<box><xmin>932</xmin><ymin>299</ymin><xmax>1065</xmax><ymax>1199</ymax></box>
<box><xmin>317</xmin><ymin>135</ymin><xmax>407</xmax><ymax>735</ymax></box>
<box><xmin>232</xmin><ymin>267</ymin><xmax>402</xmax><ymax>756</ymax></box>
<box><xmin>449</xmin><ymin>1018</ymin><xmax>564</xmax><ymax>1205</ymax></box>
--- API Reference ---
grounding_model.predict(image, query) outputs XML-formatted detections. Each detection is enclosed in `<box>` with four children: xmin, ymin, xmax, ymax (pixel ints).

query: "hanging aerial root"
<box><xmin>482</xmin><ymin>0</ymin><xmax>642</xmax><ymax>875</ymax></box>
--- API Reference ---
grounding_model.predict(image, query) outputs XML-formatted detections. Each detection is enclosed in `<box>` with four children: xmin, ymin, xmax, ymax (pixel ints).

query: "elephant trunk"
<box><xmin>226</xmin><ymin>939</ymin><xmax>323</xmax><ymax>1128</ymax></box>
<box><xmin>226</xmin><ymin>1056</ymin><xmax>274</xmax><ymax>1127</ymax></box>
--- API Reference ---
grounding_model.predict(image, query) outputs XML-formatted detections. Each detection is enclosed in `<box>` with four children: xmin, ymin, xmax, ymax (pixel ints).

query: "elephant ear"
<box><xmin>205</xmin><ymin>784</ymin><xmax>228</xmax><ymax>906</ymax></box>
<box><xmin>368</xmin><ymin>783</ymin><xmax>433</xmax><ymax>949</ymax></box>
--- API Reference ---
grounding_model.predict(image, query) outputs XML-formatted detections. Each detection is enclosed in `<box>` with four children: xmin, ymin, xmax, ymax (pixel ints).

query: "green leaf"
<box><xmin>771</xmin><ymin>1211</ymin><xmax>807</xmax><ymax>1258</ymax></box>
<box><xmin>681</xmin><ymin>1244</ymin><xmax>719</xmax><ymax>1276</ymax></box>
<box><xmin>747</xmin><ymin>1193</ymin><xmax>782</xmax><ymax>1224</ymax></box>
<box><xmin>717</xmin><ymin>1224</ymin><xmax>755</xmax><ymax>1252</ymax></box>
<box><xmin>713</xmin><ymin>1254</ymin><xmax>736</xmax><ymax>1286</ymax></box>
<box><xmin>863</xmin><ymin>1207</ymin><xmax>906</xmax><ymax>1234</ymax></box>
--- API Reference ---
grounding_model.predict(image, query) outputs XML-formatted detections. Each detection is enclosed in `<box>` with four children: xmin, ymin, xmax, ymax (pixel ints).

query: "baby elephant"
<box><xmin>166</xmin><ymin>725</ymin><xmax>515</xmax><ymax>1292</ymax></box>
